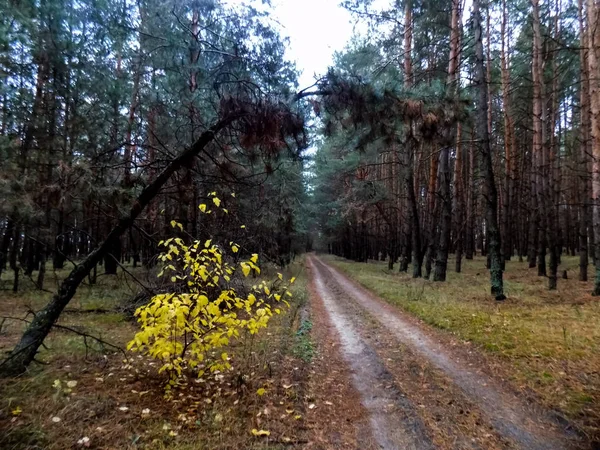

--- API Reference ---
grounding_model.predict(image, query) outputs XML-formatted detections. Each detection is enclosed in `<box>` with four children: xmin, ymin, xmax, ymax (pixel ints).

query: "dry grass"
<box><xmin>0</xmin><ymin>258</ymin><xmax>314</xmax><ymax>450</ymax></box>
<box><xmin>324</xmin><ymin>254</ymin><xmax>600</xmax><ymax>441</ymax></box>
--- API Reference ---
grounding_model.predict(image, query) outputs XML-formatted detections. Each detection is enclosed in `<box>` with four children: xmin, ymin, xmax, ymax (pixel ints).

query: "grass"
<box><xmin>0</xmin><ymin>256</ymin><xmax>312</xmax><ymax>449</ymax></box>
<box><xmin>324</xmin><ymin>253</ymin><xmax>600</xmax><ymax>440</ymax></box>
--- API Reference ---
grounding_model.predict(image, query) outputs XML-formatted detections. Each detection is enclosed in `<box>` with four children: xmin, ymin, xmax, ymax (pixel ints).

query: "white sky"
<box><xmin>226</xmin><ymin>0</ymin><xmax>393</xmax><ymax>89</ymax></box>
<box><xmin>268</xmin><ymin>0</ymin><xmax>358</xmax><ymax>89</ymax></box>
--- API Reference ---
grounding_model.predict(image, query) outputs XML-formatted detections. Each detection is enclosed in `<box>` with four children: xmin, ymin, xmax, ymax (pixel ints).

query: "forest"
<box><xmin>1</xmin><ymin>0</ymin><xmax>600</xmax><ymax>448</ymax></box>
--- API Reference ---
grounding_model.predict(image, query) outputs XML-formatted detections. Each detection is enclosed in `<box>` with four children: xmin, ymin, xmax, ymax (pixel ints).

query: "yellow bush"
<box><xmin>127</xmin><ymin>194</ymin><xmax>293</xmax><ymax>391</ymax></box>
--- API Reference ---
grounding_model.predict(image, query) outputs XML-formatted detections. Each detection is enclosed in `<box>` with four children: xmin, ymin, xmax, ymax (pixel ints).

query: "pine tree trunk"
<box><xmin>501</xmin><ymin>0</ymin><xmax>515</xmax><ymax>262</ymax></box>
<box><xmin>435</xmin><ymin>0</ymin><xmax>461</xmax><ymax>282</ymax></box>
<box><xmin>532</xmin><ymin>0</ymin><xmax>545</xmax><ymax>277</ymax></box>
<box><xmin>587</xmin><ymin>0</ymin><xmax>600</xmax><ymax>295</ymax></box>
<box><xmin>465</xmin><ymin>130</ymin><xmax>475</xmax><ymax>259</ymax></box>
<box><xmin>579</xmin><ymin>0</ymin><xmax>591</xmax><ymax>281</ymax></box>
<box><xmin>434</xmin><ymin>144</ymin><xmax>451</xmax><ymax>281</ymax></box>
<box><xmin>473</xmin><ymin>0</ymin><xmax>505</xmax><ymax>300</ymax></box>
<box><xmin>0</xmin><ymin>218</ymin><xmax>13</xmax><ymax>278</ymax></box>
<box><xmin>10</xmin><ymin>224</ymin><xmax>21</xmax><ymax>293</ymax></box>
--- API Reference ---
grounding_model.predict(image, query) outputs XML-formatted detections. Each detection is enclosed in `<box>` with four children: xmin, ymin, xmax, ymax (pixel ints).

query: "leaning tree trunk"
<box><xmin>0</xmin><ymin>116</ymin><xmax>236</xmax><ymax>376</ymax></box>
<box><xmin>473</xmin><ymin>0</ymin><xmax>505</xmax><ymax>300</ymax></box>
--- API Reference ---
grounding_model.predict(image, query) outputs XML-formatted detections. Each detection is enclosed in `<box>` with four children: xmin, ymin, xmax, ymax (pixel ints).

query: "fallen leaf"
<box><xmin>251</xmin><ymin>429</ymin><xmax>271</xmax><ymax>436</ymax></box>
<box><xmin>76</xmin><ymin>436</ymin><xmax>90</xmax><ymax>447</ymax></box>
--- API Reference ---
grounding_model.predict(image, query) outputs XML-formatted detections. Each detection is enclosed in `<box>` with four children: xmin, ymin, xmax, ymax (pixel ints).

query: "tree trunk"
<box><xmin>587</xmin><ymin>0</ymin><xmax>600</xmax><ymax>295</ymax></box>
<box><xmin>501</xmin><ymin>0</ymin><xmax>515</xmax><ymax>262</ymax></box>
<box><xmin>579</xmin><ymin>0</ymin><xmax>591</xmax><ymax>282</ymax></box>
<box><xmin>10</xmin><ymin>224</ymin><xmax>21</xmax><ymax>293</ymax></box>
<box><xmin>0</xmin><ymin>218</ymin><xmax>14</xmax><ymax>277</ymax></box>
<box><xmin>473</xmin><ymin>0</ymin><xmax>505</xmax><ymax>300</ymax></box>
<box><xmin>434</xmin><ymin>145</ymin><xmax>451</xmax><ymax>281</ymax></box>
<box><xmin>465</xmin><ymin>130</ymin><xmax>476</xmax><ymax>259</ymax></box>
<box><xmin>532</xmin><ymin>0</ymin><xmax>546</xmax><ymax>278</ymax></box>
<box><xmin>453</xmin><ymin>124</ymin><xmax>464</xmax><ymax>273</ymax></box>
<box><xmin>434</xmin><ymin>0</ymin><xmax>461</xmax><ymax>282</ymax></box>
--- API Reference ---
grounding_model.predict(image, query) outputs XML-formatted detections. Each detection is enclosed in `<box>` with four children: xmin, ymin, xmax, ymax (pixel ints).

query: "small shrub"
<box><xmin>127</xmin><ymin>195</ymin><xmax>294</xmax><ymax>392</ymax></box>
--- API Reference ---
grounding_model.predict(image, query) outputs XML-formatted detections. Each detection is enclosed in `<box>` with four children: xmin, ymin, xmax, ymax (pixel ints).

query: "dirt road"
<box><xmin>308</xmin><ymin>255</ymin><xmax>584</xmax><ymax>450</ymax></box>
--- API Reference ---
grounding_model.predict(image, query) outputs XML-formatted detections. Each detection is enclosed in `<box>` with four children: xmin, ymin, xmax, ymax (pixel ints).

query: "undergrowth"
<box><xmin>0</xmin><ymin>255</ymin><xmax>312</xmax><ymax>449</ymax></box>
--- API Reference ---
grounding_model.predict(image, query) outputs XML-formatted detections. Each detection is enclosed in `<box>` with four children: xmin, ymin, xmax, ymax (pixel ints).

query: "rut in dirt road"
<box><xmin>310</xmin><ymin>256</ymin><xmax>435</xmax><ymax>450</ymax></box>
<box><xmin>309</xmin><ymin>255</ymin><xmax>582</xmax><ymax>450</ymax></box>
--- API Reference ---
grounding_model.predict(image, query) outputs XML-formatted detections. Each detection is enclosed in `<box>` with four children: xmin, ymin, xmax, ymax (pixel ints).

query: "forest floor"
<box><xmin>0</xmin><ymin>256</ymin><xmax>371</xmax><ymax>450</ymax></box>
<box><xmin>1</xmin><ymin>253</ymin><xmax>599</xmax><ymax>449</ymax></box>
<box><xmin>316</xmin><ymin>253</ymin><xmax>600</xmax><ymax>449</ymax></box>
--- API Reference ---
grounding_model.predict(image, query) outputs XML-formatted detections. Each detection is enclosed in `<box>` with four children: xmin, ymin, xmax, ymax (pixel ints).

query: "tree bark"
<box><xmin>587</xmin><ymin>0</ymin><xmax>600</xmax><ymax>295</ymax></box>
<box><xmin>501</xmin><ymin>0</ymin><xmax>516</xmax><ymax>262</ymax></box>
<box><xmin>434</xmin><ymin>0</ymin><xmax>461</xmax><ymax>281</ymax></box>
<box><xmin>579</xmin><ymin>0</ymin><xmax>591</xmax><ymax>281</ymax></box>
<box><xmin>473</xmin><ymin>0</ymin><xmax>505</xmax><ymax>300</ymax></box>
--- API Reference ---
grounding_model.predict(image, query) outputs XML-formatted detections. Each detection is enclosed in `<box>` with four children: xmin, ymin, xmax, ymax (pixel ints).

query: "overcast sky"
<box><xmin>268</xmin><ymin>0</ymin><xmax>358</xmax><ymax>89</ymax></box>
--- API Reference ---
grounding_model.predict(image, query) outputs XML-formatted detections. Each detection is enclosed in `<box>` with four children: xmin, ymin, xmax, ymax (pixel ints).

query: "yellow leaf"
<box><xmin>290</xmin><ymin>277</ymin><xmax>296</xmax><ymax>284</ymax></box>
<box><xmin>241</xmin><ymin>263</ymin><xmax>250</xmax><ymax>277</ymax></box>
<box><xmin>256</xmin><ymin>388</ymin><xmax>266</xmax><ymax>396</ymax></box>
<box><xmin>11</xmin><ymin>406</ymin><xmax>22</xmax><ymax>416</ymax></box>
<box><xmin>231</xmin><ymin>244</ymin><xmax>239</xmax><ymax>253</ymax></box>
<box><xmin>250</xmin><ymin>254</ymin><xmax>258</xmax><ymax>264</ymax></box>
<box><xmin>199</xmin><ymin>204</ymin><xmax>207</xmax><ymax>212</ymax></box>
<box><xmin>212</xmin><ymin>197</ymin><xmax>221</xmax><ymax>207</ymax></box>
<box><xmin>240</xmin><ymin>225</ymin><xmax>246</xmax><ymax>229</ymax></box>
<box><xmin>251</xmin><ymin>429</ymin><xmax>270</xmax><ymax>436</ymax></box>
<box><xmin>231</xmin><ymin>193</ymin><xmax>236</xmax><ymax>197</ymax></box>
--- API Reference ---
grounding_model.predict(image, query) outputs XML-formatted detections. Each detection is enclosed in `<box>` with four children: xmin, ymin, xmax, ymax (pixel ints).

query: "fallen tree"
<box><xmin>0</xmin><ymin>115</ymin><xmax>236</xmax><ymax>376</ymax></box>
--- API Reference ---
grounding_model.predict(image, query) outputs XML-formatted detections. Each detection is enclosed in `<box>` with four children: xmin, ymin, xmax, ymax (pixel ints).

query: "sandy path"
<box><xmin>308</xmin><ymin>255</ymin><xmax>583</xmax><ymax>450</ymax></box>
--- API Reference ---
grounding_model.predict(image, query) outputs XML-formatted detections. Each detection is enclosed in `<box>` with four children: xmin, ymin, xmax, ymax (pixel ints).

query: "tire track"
<box><xmin>310</xmin><ymin>255</ymin><xmax>582</xmax><ymax>450</ymax></box>
<box><xmin>309</xmin><ymin>256</ymin><xmax>435</xmax><ymax>450</ymax></box>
